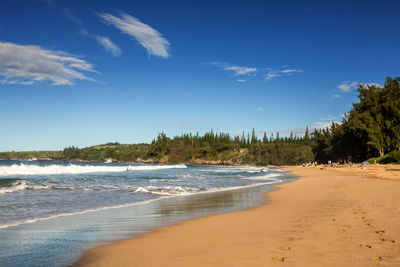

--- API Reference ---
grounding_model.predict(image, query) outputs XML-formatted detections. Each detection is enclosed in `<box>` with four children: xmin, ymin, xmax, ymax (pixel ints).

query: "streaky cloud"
<box><xmin>330</xmin><ymin>94</ymin><xmax>343</xmax><ymax>99</ymax></box>
<box><xmin>0</xmin><ymin>41</ymin><xmax>97</xmax><ymax>85</ymax></box>
<box><xmin>79</xmin><ymin>29</ymin><xmax>122</xmax><ymax>57</ymax></box>
<box><xmin>98</xmin><ymin>12</ymin><xmax>170</xmax><ymax>58</ymax></box>
<box><xmin>177</xmin><ymin>122</ymin><xmax>200</xmax><ymax>129</ymax></box>
<box><xmin>198</xmin><ymin>119</ymin><xmax>219</xmax><ymax>124</ymax></box>
<box><xmin>361</xmin><ymin>82</ymin><xmax>383</xmax><ymax>88</ymax></box>
<box><xmin>280</xmin><ymin>69</ymin><xmax>303</xmax><ymax>74</ymax></box>
<box><xmin>62</xmin><ymin>9</ymin><xmax>83</xmax><ymax>25</ymax></box>
<box><xmin>210</xmin><ymin>61</ymin><xmax>257</xmax><ymax>76</ymax></box>
<box><xmin>337</xmin><ymin>81</ymin><xmax>358</xmax><ymax>92</ymax></box>
<box><xmin>224</xmin><ymin>66</ymin><xmax>257</xmax><ymax>76</ymax></box>
<box><xmin>94</xmin><ymin>36</ymin><xmax>121</xmax><ymax>57</ymax></box>
<box><xmin>264</xmin><ymin>72</ymin><xmax>281</xmax><ymax>80</ymax></box>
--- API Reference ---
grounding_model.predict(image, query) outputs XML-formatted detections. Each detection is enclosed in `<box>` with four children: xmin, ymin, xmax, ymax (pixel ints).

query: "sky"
<box><xmin>0</xmin><ymin>0</ymin><xmax>399</xmax><ymax>151</ymax></box>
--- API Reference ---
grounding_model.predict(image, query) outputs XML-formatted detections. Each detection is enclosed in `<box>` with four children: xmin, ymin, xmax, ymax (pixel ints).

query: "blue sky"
<box><xmin>0</xmin><ymin>0</ymin><xmax>399</xmax><ymax>151</ymax></box>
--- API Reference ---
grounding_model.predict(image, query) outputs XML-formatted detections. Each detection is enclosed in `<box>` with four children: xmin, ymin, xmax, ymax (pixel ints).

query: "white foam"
<box><xmin>134</xmin><ymin>177</ymin><xmax>283</xmax><ymax>197</ymax></box>
<box><xmin>199</xmin><ymin>167</ymin><xmax>269</xmax><ymax>174</ymax></box>
<box><xmin>0</xmin><ymin>180</ymin><xmax>58</xmax><ymax>194</ymax></box>
<box><xmin>0</xmin><ymin>163</ymin><xmax>187</xmax><ymax>176</ymax></box>
<box><xmin>0</xmin><ymin>180</ymin><xmax>27</xmax><ymax>194</ymax></box>
<box><xmin>207</xmin><ymin>179</ymin><xmax>282</xmax><ymax>193</ymax></box>
<box><xmin>135</xmin><ymin>185</ymin><xmax>198</xmax><ymax>196</ymax></box>
<box><xmin>243</xmin><ymin>173</ymin><xmax>284</xmax><ymax>180</ymax></box>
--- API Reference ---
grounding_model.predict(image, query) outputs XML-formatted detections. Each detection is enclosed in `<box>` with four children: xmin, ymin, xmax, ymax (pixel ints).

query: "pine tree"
<box><xmin>304</xmin><ymin>126</ymin><xmax>309</xmax><ymax>141</ymax></box>
<box><xmin>251</xmin><ymin>128</ymin><xmax>257</xmax><ymax>144</ymax></box>
<box><xmin>263</xmin><ymin>132</ymin><xmax>268</xmax><ymax>143</ymax></box>
<box><xmin>241</xmin><ymin>132</ymin><xmax>246</xmax><ymax>147</ymax></box>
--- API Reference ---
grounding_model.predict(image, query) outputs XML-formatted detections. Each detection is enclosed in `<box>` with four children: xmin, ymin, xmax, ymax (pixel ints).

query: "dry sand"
<box><xmin>76</xmin><ymin>165</ymin><xmax>400</xmax><ymax>266</ymax></box>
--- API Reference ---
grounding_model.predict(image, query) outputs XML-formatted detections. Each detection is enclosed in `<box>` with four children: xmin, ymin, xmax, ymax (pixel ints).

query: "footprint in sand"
<box><xmin>380</xmin><ymin>238</ymin><xmax>395</xmax><ymax>243</ymax></box>
<box><xmin>272</xmin><ymin>256</ymin><xmax>288</xmax><ymax>263</ymax></box>
<box><xmin>278</xmin><ymin>246</ymin><xmax>291</xmax><ymax>251</ymax></box>
<box><xmin>373</xmin><ymin>256</ymin><xmax>384</xmax><ymax>262</ymax></box>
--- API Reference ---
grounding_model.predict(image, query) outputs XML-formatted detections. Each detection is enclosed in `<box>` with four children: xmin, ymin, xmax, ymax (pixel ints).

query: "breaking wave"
<box><xmin>0</xmin><ymin>180</ymin><xmax>51</xmax><ymax>194</ymax></box>
<box><xmin>135</xmin><ymin>185</ymin><xmax>200</xmax><ymax>195</ymax></box>
<box><xmin>0</xmin><ymin>163</ymin><xmax>187</xmax><ymax>176</ymax></box>
<box><xmin>134</xmin><ymin>177</ymin><xmax>283</xmax><ymax>196</ymax></box>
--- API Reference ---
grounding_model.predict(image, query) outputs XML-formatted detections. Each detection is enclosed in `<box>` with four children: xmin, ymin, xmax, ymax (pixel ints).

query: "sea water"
<box><xmin>0</xmin><ymin>160</ymin><xmax>294</xmax><ymax>266</ymax></box>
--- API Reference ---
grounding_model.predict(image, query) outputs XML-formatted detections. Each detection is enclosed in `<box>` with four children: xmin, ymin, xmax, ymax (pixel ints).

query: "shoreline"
<box><xmin>75</xmin><ymin>165</ymin><xmax>400</xmax><ymax>266</ymax></box>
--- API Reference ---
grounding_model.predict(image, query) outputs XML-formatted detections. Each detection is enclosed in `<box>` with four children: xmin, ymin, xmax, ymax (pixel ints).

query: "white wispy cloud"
<box><xmin>98</xmin><ymin>12</ymin><xmax>170</xmax><ymax>58</ymax></box>
<box><xmin>0</xmin><ymin>41</ymin><xmax>97</xmax><ymax>85</ymax></box>
<box><xmin>211</xmin><ymin>63</ymin><xmax>302</xmax><ymax>81</ymax></box>
<box><xmin>197</xmin><ymin>119</ymin><xmax>220</xmax><ymax>124</ymax></box>
<box><xmin>210</xmin><ymin>62</ymin><xmax>257</xmax><ymax>76</ymax></box>
<box><xmin>256</xmin><ymin>107</ymin><xmax>264</xmax><ymax>111</ymax></box>
<box><xmin>62</xmin><ymin>9</ymin><xmax>83</xmax><ymax>25</ymax></box>
<box><xmin>337</xmin><ymin>81</ymin><xmax>358</xmax><ymax>92</ymax></box>
<box><xmin>264</xmin><ymin>72</ymin><xmax>281</xmax><ymax>80</ymax></box>
<box><xmin>319</xmin><ymin>114</ymin><xmax>338</xmax><ymax>121</ymax></box>
<box><xmin>361</xmin><ymin>82</ymin><xmax>383</xmax><ymax>88</ymax></box>
<box><xmin>224</xmin><ymin>66</ymin><xmax>257</xmax><ymax>76</ymax></box>
<box><xmin>280</xmin><ymin>69</ymin><xmax>303</xmax><ymax>74</ymax></box>
<box><xmin>264</xmin><ymin>67</ymin><xmax>303</xmax><ymax>81</ymax></box>
<box><xmin>94</xmin><ymin>36</ymin><xmax>121</xmax><ymax>57</ymax></box>
<box><xmin>330</xmin><ymin>94</ymin><xmax>342</xmax><ymax>99</ymax></box>
<box><xmin>233</xmin><ymin>130</ymin><xmax>245</xmax><ymax>137</ymax></box>
<box><xmin>311</xmin><ymin>121</ymin><xmax>341</xmax><ymax>130</ymax></box>
<box><xmin>177</xmin><ymin>122</ymin><xmax>200</xmax><ymax>129</ymax></box>
<box><xmin>79</xmin><ymin>29</ymin><xmax>122</xmax><ymax>57</ymax></box>
<box><xmin>264</xmin><ymin>121</ymin><xmax>342</xmax><ymax>136</ymax></box>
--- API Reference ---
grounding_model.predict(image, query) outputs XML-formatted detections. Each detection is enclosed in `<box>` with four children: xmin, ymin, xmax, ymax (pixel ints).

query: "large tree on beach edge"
<box><xmin>346</xmin><ymin>77</ymin><xmax>400</xmax><ymax>157</ymax></box>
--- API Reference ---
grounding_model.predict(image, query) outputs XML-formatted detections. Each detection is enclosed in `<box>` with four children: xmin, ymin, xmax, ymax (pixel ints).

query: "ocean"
<box><xmin>0</xmin><ymin>160</ymin><xmax>294</xmax><ymax>266</ymax></box>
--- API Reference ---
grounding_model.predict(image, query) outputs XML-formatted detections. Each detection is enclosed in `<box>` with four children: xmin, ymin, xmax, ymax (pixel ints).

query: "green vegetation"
<box><xmin>0</xmin><ymin>150</ymin><xmax>63</xmax><ymax>160</ymax></box>
<box><xmin>367</xmin><ymin>151</ymin><xmax>400</xmax><ymax>164</ymax></box>
<box><xmin>62</xmin><ymin>143</ymin><xmax>149</xmax><ymax>161</ymax></box>
<box><xmin>312</xmin><ymin>77</ymin><xmax>400</xmax><ymax>163</ymax></box>
<box><xmin>145</xmin><ymin>129</ymin><xmax>315</xmax><ymax>165</ymax></box>
<box><xmin>1</xmin><ymin>77</ymin><xmax>398</xmax><ymax>165</ymax></box>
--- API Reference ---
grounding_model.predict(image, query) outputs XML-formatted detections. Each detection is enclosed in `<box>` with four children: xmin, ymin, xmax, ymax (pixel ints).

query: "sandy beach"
<box><xmin>75</xmin><ymin>164</ymin><xmax>400</xmax><ymax>266</ymax></box>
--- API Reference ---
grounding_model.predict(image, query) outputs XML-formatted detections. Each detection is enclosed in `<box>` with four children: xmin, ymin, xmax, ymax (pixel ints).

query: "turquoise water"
<box><xmin>0</xmin><ymin>160</ymin><xmax>293</xmax><ymax>266</ymax></box>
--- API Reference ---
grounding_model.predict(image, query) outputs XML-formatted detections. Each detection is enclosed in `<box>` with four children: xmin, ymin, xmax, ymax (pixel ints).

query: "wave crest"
<box><xmin>135</xmin><ymin>185</ymin><xmax>199</xmax><ymax>195</ymax></box>
<box><xmin>0</xmin><ymin>163</ymin><xmax>187</xmax><ymax>176</ymax></box>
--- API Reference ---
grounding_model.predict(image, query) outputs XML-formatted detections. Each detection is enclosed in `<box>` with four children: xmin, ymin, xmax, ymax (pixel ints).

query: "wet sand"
<box><xmin>75</xmin><ymin>165</ymin><xmax>400</xmax><ymax>266</ymax></box>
